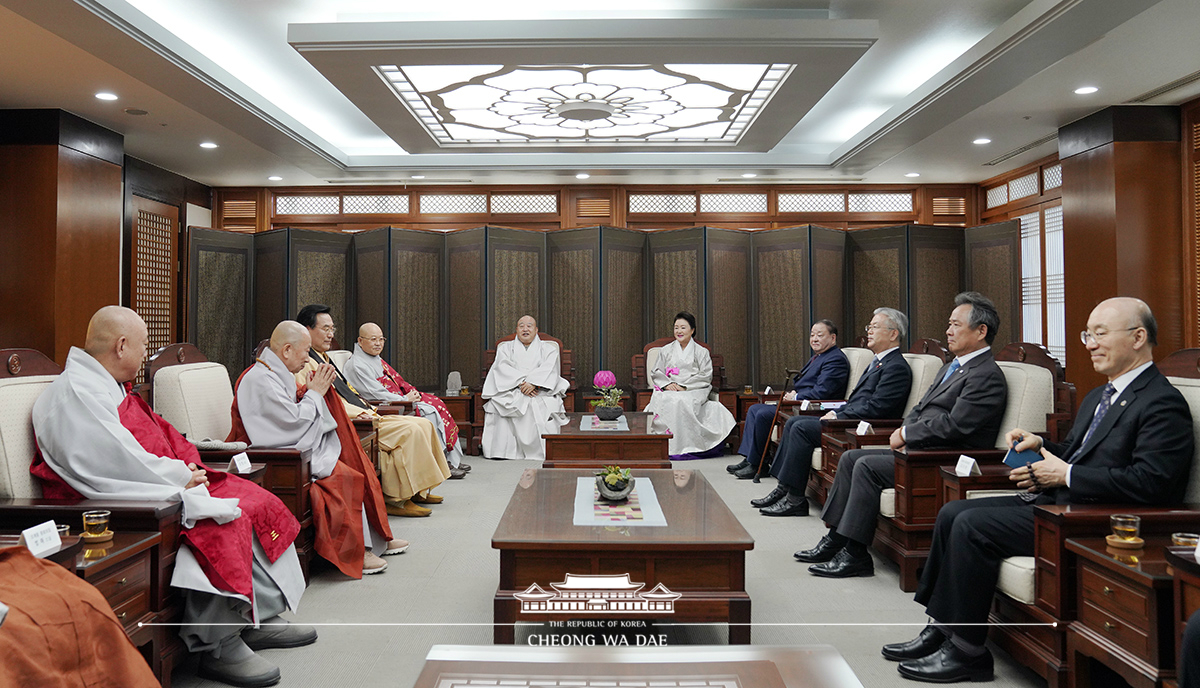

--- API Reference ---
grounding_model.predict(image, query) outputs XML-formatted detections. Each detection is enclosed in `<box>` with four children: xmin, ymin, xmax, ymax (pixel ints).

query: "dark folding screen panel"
<box><xmin>600</xmin><ymin>226</ymin><xmax>647</xmax><ymax>389</ymax></box>
<box><xmin>391</xmin><ymin>228</ymin><xmax>445</xmax><ymax>389</ymax></box>
<box><xmin>751</xmin><ymin>225</ymin><xmax>810</xmax><ymax>387</ymax></box>
<box><xmin>907</xmin><ymin>224</ymin><xmax>965</xmax><ymax>342</ymax></box>
<box><xmin>486</xmin><ymin>226</ymin><xmax>546</xmax><ymax>344</ymax></box>
<box><xmin>848</xmin><ymin>225</ymin><xmax>909</xmax><ymax>349</ymax></box>
<box><xmin>446</xmin><ymin>227</ymin><xmax>486</xmax><ymax>388</ymax></box>
<box><xmin>188</xmin><ymin>228</ymin><xmax>253</xmax><ymax>379</ymax></box>
<box><xmin>252</xmin><ymin>229</ymin><xmax>289</xmax><ymax>346</ymax></box>
<box><xmin>289</xmin><ymin>229</ymin><xmax>353</xmax><ymax>343</ymax></box>
<box><xmin>547</xmin><ymin>226</ymin><xmax>600</xmax><ymax>393</ymax></box>
<box><xmin>965</xmin><ymin>220</ymin><xmax>1021</xmax><ymax>353</ymax></box>
<box><xmin>810</xmin><ymin>225</ymin><xmax>846</xmax><ymax>327</ymax></box>
<box><xmin>352</xmin><ymin>227</ymin><xmax>389</xmax><ymax>357</ymax></box>
<box><xmin>706</xmin><ymin>227</ymin><xmax>752</xmax><ymax>388</ymax></box>
<box><xmin>647</xmin><ymin>227</ymin><xmax>706</xmax><ymax>341</ymax></box>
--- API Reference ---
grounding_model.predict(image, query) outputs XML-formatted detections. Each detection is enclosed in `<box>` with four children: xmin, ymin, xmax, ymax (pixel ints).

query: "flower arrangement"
<box><xmin>591</xmin><ymin>370</ymin><xmax>624</xmax><ymax>409</ymax></box>
<box><xmin>596</xmin><ymin>465</ymin><xmax>632</xmax><ymax>488</ymax></box>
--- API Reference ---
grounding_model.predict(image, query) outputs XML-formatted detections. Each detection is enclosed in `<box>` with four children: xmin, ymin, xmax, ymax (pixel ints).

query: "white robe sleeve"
<box><xmin>677</xmin><ymin>345</ymin><xmax>713</xmax><ymax>392</ymax></box>
<box><xmin>482</xmin><ymin>340</ymin><xmax>523</xmax><ymax>399</ymax></box>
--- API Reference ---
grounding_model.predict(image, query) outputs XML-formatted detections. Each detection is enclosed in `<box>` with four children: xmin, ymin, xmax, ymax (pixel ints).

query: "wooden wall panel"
<box><xmin>0</xmin><ymin>145</ymin><xmax>60</xmax><ymax>357</ymax></box>
<box><xmin>706</xmin><ymin>228</ymin><xmax>751</xmax><ymax>387</ymax></box>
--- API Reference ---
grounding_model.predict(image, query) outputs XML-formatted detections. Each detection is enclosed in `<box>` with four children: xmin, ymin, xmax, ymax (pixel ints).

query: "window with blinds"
<box><xmin>1019</xmin><ymin>210</ymin><xmax>1043</xmax><ymax>347</ymax></box>
<box><xmin>1016</xmin><ymin>203</ymin><xmax>1065</xmax><ymax>366</ymax></box>
<box><xmin>1044</xmin><ymin>205</ymin><xmax>1065</xmax><ymax>363</ymax></box>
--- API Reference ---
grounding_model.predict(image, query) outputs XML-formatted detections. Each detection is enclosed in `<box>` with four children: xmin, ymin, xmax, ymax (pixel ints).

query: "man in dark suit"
<box><xmin>752</xmin><ymin>307</ymin><xmax>913</xmax><ymax>517</ymax></box>
<box><xmin>884</xmin><ymin>297</ymin><xmax>1195</xmax><ymax>683</ymax></box>
<box><xmin>794</xmin><ymin>292</ymin><xmax>1008</xmax><ymax>578</ymax></box>
<box><xmin>728</xmin><ymin>320</ymin><xmax>850</xmax><ymax>479</ymax></box>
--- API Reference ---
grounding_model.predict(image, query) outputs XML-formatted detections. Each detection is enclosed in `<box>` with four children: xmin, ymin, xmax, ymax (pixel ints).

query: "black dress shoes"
<box><xmin>882</xmin><ymin>625</ymin><xmax>947</xmax><ymax>661</ymax></box>
<box><xmin>896</xmin><ymin>641</ymin><xmax>993</xmax><ymax>683</ymax></box>
<box><xmin>808</xmin><ymin>548</ymin><xmax>873</xmax><ymax>578</ymax></box>
<box><xmin>733</xmin><ymin>464</ymin><xmax>759</xmax><ymax>479</ymax></box>
<box><xmin>793</xmin><ymin>534</ymin><xmax>843</xmax><ymax>562</ymax></box>
<box><xmin>750</xmin><ymin>486</ymin><xmax>787</xmax><ymax>508</ymax></box>
<box><xmin>760</xmin><ymin>493</ymin><xmax>809</xmax><ymax>516</ymax></box>
<box><xmin>726</xmin><ymin>459</ymin><xmax>749</xmax><ymax>473</ymax></box>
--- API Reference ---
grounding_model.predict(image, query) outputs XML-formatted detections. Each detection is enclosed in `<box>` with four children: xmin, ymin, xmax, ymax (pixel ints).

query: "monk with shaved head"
<box><xmin>884</xmin><ymin>296</ymin><xmax>1195</xmax><ymax>683</ymax></box>
<box><xmin>480</xmin><ymin>315</ymin><xmax>569</xmax><ymax>460</ymax></box>
<box><xmin>228</xmin><ymin>320</ymin><xmax>408</xmax><ymax>580</ymax></box>
<box><xmin>32</xmin><ymin>307</ymin><xmax>313</xmax><ymax>687</ymax></box>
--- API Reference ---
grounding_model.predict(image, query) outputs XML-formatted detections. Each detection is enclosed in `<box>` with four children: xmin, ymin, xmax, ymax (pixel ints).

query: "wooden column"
<box><xmin>0</xmin><ymin>110</ymin><xmax>122</xmax><ymax>365</ymax></box>
<box><xmin>1059</xmin><ymin>105</ymin><xmax>1182</xmax><ymax>401</ymax></box>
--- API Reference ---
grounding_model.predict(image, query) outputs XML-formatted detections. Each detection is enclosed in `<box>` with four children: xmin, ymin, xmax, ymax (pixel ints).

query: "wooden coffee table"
<box><xmin>491</xmin><ymin>468</ymin><xmax>753</xmax><ymax>644</ymax></box>
<box><xmin>542</xmin><ymin>412</ymin><xmax>671</xmax><ymax>469</ymax></box>
<box><xmin>413</xmin><ymin>644</ymin><xmax>865</xmax><ymax>688</ymax></box>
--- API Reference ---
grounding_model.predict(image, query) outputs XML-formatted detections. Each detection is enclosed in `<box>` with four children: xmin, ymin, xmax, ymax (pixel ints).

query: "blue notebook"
<box><xmin>1003</xmin><ymin>444</ymin><xmax>1043</xmax><ymax>469</ymax></box>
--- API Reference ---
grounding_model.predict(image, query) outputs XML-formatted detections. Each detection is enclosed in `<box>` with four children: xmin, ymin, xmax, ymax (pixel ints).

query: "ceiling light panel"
<box><xmin>376</xmin><ymin>63</ymin><xmax>791</xmax><ymax>148</ymax></box>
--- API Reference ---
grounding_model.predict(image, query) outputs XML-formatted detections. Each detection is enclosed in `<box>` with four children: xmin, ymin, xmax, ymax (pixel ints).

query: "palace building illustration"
<box><xmin>515</xmin><ymin>574</ymin><xmax>681</xmax><ymax>613</ymax></box>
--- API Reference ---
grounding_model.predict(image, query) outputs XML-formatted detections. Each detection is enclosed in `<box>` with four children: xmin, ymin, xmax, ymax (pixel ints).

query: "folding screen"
<box><xmin>187</xmin><ymin>227</ymin><xmax>254</xmax><ymax>379</ymax></box>
<box><xmin>289</xmin><ymin>229</ymin><xmax>353</xmax><ymax>343</ymax></box>
<box><xmin>486</xmin><ymin>226</ymin><xmax>546</xmax><ymax>344</ymax></box>
<box><xmin>750</xmin><ymin>225</ymin><xmax>810</xmax><ymax>388</ymax></box>
<box><xmin>705</xmin><ymin>228</ymin><xmax>752</xmax><ymax>388</ymax></box>
<box><xmin>446</xmin><ymin>227</ymin><xmax>486</xmax><ymax>388</ymax></box>
<box><xmin>907</xmin><ymin>225</ymin><xmax>965</xmax><ymax>342</ymax></box>
<box><xmin>547</xmin><ymin>226</ymin><xmax>600</xmax><ymax>392</ymax></box>
<box><xmin>600</xmin><ymin>226</ymin><xmax>648</xmax><ymax>389</ymax></box>
<box><xmin>253</xmin><ymin>229</ymin><xmax>289</xmax><ymax>346</ymax></box>
<box><xmin>810</xmin><ymin>225</ymin><xmax>846</xmax><ymax>327</ymax></box>
<box><xmin>647</xmin><ymin>227</ymin><xmax>706</xmax><ymax>342</ymax></box>
<box><xmin>352</xmin><ymin>227</ymin><xmax>389</xmax><ymax>356</ymax></box>
<box><xmin>965</xmin><ymin>220</ymin><xmax>1022</xmax><ymax>352</ymax></box>
<box><xmin>847</xmin><ymin>225</ymin><xmax>909</xmax><ymax>349</ymax></box>
<box><xmin>390</xmin><ymin>227</ymin><xmax>445</xmax><ymax>389</ymax></box>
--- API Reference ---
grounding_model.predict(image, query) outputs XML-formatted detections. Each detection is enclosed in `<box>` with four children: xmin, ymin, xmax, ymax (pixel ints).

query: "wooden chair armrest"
<box><xmin>897</xmin><ymin>448</ymin><xmax>1007</xmax><ymax>465</ymax></box>
<box><xmin>199</xmin><ymin>447</ymin><xmax>304</xmax><ymax>462</ymax></box>
<box><xmin>0</xmin><ymin>497</ymin><xmax>182</xmax><ymax>520</ymax></box>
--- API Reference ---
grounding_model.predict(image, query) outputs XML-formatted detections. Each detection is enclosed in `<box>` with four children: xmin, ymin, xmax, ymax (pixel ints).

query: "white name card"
<box><xmin>800</xmin><ymin>399</ymin><xmax>811</xmax><ymax>411</ymax></box>
<box><xmin>855</xmin><ymin>421</ymin><xmax>874</xmax><ymax>436</ymax></box>
<box><xmin>955</xmin><ymin>455</ymin><xmax>982</xmax><ymax>477</ymax></box>
<box><xmin>19</xmin><ymin>520</ymin><xmax>61</xmax><ymax>558</ymax></box>
<box><xmin>764</xmin><ymin>386</ymin><xmax>772</xmax><ymax>395</ymax></box>
<box><xmin>227</xmin><ymin>452</ymin><xmax>252</xmax><ymax>474</ymax></box>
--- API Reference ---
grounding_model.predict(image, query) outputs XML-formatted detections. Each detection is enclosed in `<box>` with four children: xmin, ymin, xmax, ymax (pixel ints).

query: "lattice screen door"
<box><xmin>130</xmin><ymin>195</ymin><xmax>179</xmax><ymax>381</ymax></box>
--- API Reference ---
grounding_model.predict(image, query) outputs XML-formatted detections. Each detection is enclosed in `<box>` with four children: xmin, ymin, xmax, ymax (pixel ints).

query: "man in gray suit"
<box><xmin>794</xmin><ymin>292</ymin><xmax>1009</xmax><ymax>578</ymax></box>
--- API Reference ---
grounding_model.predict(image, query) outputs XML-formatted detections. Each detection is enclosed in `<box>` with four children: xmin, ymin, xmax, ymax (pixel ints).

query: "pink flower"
<box><xmin>666</xmin><ymin>367</ymin><xmax>680</xmax><ymax>377</ymax></box>
<box><xmin>593</xmin><ymin>370</ymin><xmax>617</xmax><ymax>389</ymax></box>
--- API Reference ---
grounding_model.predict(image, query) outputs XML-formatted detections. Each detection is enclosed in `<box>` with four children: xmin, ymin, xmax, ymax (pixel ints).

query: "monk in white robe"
<box><xmin>32</xmin><ymin>306</ymin><xmax>311</xmax><ymax>688</ymax></box>
<box><xmin>644</xmin><ymin>311</ymin><xmax>735</xmax><ymax>457</ymax></box>
<box><xmin>294</xmin><ymin>305</ymin><xmax>453</xmax><ymax>518</ymax></box>
<box><xmin>344</xmin><ymin>322</ymin><xmax>468</xmax><ymax>471</ymax></box>
<box><xmin>231</xmin><ymin>321</ymin><xmax>405</xmax><ymax>576</ymax></box>
<box><xmin>481</xmin><ymin>315</ymin><xmax>569</xmax><ymax>460</ymax></box>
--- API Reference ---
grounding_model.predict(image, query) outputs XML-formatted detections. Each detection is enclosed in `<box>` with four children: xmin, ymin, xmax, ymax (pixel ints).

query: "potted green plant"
<box><xmin>591</xmin><ymin>370</ymin><xmax>624</xmax><ymax>421</ymax></box>
<box><xmin>595</xmin><ymin>465</ymin><xmax>634</xmax><ymax>501</ymax></box>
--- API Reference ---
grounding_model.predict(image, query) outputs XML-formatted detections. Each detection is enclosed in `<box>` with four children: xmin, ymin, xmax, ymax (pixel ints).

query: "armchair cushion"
<box><xmin>327</xmin><ymin>349</ymin><xmax>352</xmax><ymax>371</ymax></box>
<box><xmin>993</xmin><ymin>362</ymin><xmax>1054</xmax><ymax>448</ymax></box>
<box><xmin>901</xmin><ymin>354</ymin><xmax>945</xmax><ymax>416</ymax></box>
<box><xmin>1167</xmin><ymin>376</ymin><xmax>1200</xmax><ymax>502</ymax></box>
<box><xmin>996</xmin><ymin>556</ymin><xmax>1036</xmax><ymax>604</ymax></box>
<box><xmin>880</xmin><ymin>488</ymin><xmax>896</xmax><ymax>518</ymax></box>
<box><xmin>811</xmin><ymin>447</ymin><xmax>823</xmax><ymax>471</ymax></box>
<box><xmin>0</xmin><ymin>375</ymin><xmax>56</xmax><ymax>499</ymax></box>
<box><xmin>153</xmin><ymin>362</ymin><xmax>234</xmax><ymax>441</ymax></box>
<box><xmin>842</xmin><ymin>348</ymin><xmax>875</xmax><ymax>396</ymax></box>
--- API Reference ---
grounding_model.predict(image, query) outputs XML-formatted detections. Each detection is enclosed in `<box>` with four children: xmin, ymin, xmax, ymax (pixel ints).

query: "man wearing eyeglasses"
<box><xmin>750</xmin><ymin>308</ymin><xmax>914</xmax><ymax>516</ymax></box>
<box><xmin>885</xmin><ymin>297</ymin><xmax>1194</xmax><ymax>683</ymax></box>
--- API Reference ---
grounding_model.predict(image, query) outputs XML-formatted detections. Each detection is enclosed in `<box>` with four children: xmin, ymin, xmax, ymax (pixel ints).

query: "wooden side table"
<box><xmin>1065</xmin><ymin>535</ymin><xmax>1176</xmax><ymax>688</ymax></box>
<box><xmin>75</xmin><ymin>531</ymin><xmax>162</xmax><ymax>649</ymax></box>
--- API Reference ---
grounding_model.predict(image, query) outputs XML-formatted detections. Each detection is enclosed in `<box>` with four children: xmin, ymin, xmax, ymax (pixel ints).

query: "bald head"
<box><xmin>270</xmin><ymin>321</ymin><xmax>312</xmax><ymax>374</ymax></box>
<box><xmin>83</xmin><ymin>306</ymin><xmax>148</xmax><ymax>383</ymax></box>
<box><xmin>357</xmin><ymin>322</ymin><xmax>386</xmax><ymax>356</ymax></box>
<box><xmin>1085</xmin><ymin>297</ymin><xmax>1156</xmax><ymax>379</ymax></box>
<box><xmin>516</xmin><ymin>315</ymin><xmax>538</xmax><ymax>345</ymax></box>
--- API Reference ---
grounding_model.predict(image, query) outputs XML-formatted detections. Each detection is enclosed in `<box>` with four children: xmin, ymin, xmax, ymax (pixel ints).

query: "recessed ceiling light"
<box><xmin>410</xmin><ymin>175</ymin><xmax>426</xmax><ymax>179</ymax></box>
<box><xmin>95</xmin><ymin>92</ymin><xmax>118</xmax><ymax>101</ymax></box>
<box><xmin>905</xmin><ymin>173</ymin><xmax>921</xmax><ymax>178</ymax></box>
<box><xmin>1074</xmin><ymin>86</ymin><xmax>1099</xmax><ymax>95</ymax></box>
<box><xmin>268</xmin><ymin>176</ymin><xmax>283</xmax><ymax>181</ymax></box>
<box><xmin>199</xmin><ymin>142</ymin><xmax>218</xmax><ymax>149</ymax></box>
<box><xmin>741</xmin><ymin>173</ymin><xmax>757</xmax><ymax>178</ymax></box>
<box><xmin>123</xmin><ymin>108</ymin><xmax>148</xmax><ymax>116</ymax></box>
<box><xmin>575</xmin><ymin>173</ymin><xmax>590</xmax><ymax>179</ymax></box>
<box><xmin>973</xmin><ymin>138</ymin><xmax>991</xmax><ymax>145</ymax></box>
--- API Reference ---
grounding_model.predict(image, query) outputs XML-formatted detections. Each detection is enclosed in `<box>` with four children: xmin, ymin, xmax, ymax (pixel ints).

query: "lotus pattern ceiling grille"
<box><xmin>699</xmin><ymin>193</ymin><xmax>768</xmax><ymax>214</ymax></box>
<box><xmin>777</xmin><ymin>193</ymin><xmax>844</xmax><ymax>213</ymax></box>
<box><xmin>491</xmin><ymin>194</ymin><xmax>558</xmax><ymax>214</ymax></box>
<box><xmin>275</xmin><ymin>195</ymin><xmax>339</xmax><ymax>215</ymax></box>
<box><xmin>344</xmin><ymin>195</ymin><xmax>410</xmax><ymax>214</ymax></box>
<box><xmin>629</xmin><ymin>194</ymin><xmax>697</xmax><ymax>214</ymax></box>
<box><xmin>848</xmin><ymin>192</ymin><xmax>912</xmax><ymax>213</ymax></box>
<box><xmin>420</xmin><ymin>194</ymin><xmax>487</xmax><ymax>214</ymax></box>
<box><xmin>376</xmin><ymin>63</ymin><xmax>792</xmax><ymax>148</ymax></box>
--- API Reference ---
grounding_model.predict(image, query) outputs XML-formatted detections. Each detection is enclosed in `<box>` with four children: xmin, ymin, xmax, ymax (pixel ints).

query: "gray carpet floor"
<box><xmin>172</xmin><ymin>453</ymin><xmax>1045</xmax><ymax>688</ymax></box>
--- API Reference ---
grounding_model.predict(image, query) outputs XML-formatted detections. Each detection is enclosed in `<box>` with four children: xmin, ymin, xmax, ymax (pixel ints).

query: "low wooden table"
<box><xmin>491</xmin><ymin>468</ymin><xmax>753</xmax><ymax>645</ymax></box>
<box><xmin>76</xmin><ymin>531</ymin><xmax>162</xmax><ymax>650</ymax></box>
<box><xmin>543</xmin><ymin>412</ymin><xmax>671</xmax><ymax>469</ymax></box>
<box><xmin>412</xmin><ymin>644</ymin><xmax>865</xmax><ymax>688</ymax></box>
<box><xmin>0</xmin><ymin>533</ymin><xmax>83</xmax><ymax>568</ymax></box>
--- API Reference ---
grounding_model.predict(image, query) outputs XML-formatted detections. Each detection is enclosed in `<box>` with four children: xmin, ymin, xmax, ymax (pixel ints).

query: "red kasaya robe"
<box><xmin>379</xmin><ymin>359</ymin><xmax>459</xmax><ymax>451</ymax></box>
<box><xmin>30</xmin><ymin>387</ymin><xmax>298</xmax><ymax>600</ymax></box>
<box><xmin>226</xmin><ymin>368</ymin><xmax>393</xmax><ymax>579</ymax></box>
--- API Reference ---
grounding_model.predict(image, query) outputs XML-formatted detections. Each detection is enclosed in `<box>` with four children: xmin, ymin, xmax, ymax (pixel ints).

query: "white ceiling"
<box><xmin>0</xmin><ymin>0</ymin><xmax>1197</xmax><ymax>188</ymax></box>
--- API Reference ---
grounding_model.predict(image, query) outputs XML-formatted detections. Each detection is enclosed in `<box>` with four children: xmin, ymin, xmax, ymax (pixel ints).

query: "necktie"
<box><xmin>1071</xmin><ymin>383</ymin><xmax>1116</xmax><ymax>461</ymax></box>
<box><xmin>939</xmin><ymin>359</ymin><xmax>961</xmax><ymax>386</ymax></box>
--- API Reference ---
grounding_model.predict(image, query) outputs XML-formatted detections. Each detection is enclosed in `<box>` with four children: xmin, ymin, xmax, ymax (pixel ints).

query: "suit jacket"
<box><xmin>837</xmin><ymin>348</ymin><xmax>913</xmax><ymax>420</ymax></box>
<box><xmin>793</xmin><ymin>346</ymin><xmax>851</xmax><ymax>399</ymax></box>
<box><xmin>310</xmin><ymin>349</ymin><xmax>372</xmax><ymax>412</ymax></box>
<box><xmin>903</xmin><ymin>349</ymin><xmax>1007</xmax><ymax>450</ymax></box>
<box><xmin>1043</xmin><ymin>365</ymin><xmax>1194</xmax><ymax>505</ymax></box>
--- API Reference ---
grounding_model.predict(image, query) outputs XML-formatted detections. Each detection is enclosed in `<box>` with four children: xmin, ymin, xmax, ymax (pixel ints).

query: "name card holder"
<box><xmin>955</xmin><ymin>455</ymin><xmax>982</xmax><ymax>477</ymax></box>
<box><xmin>18</xmin><ymin>520</ymin><xmax>62</xmax><ymax>558</ymax></box>
<box><xmin>855</xmin><ymin>421</ymin><xmax>874</xmax><ymax>436</ymax></box>
<box><xmin>228</xmin><ymin>452</ymin><xmax>252</xmax><ymax>474</ymax></box>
